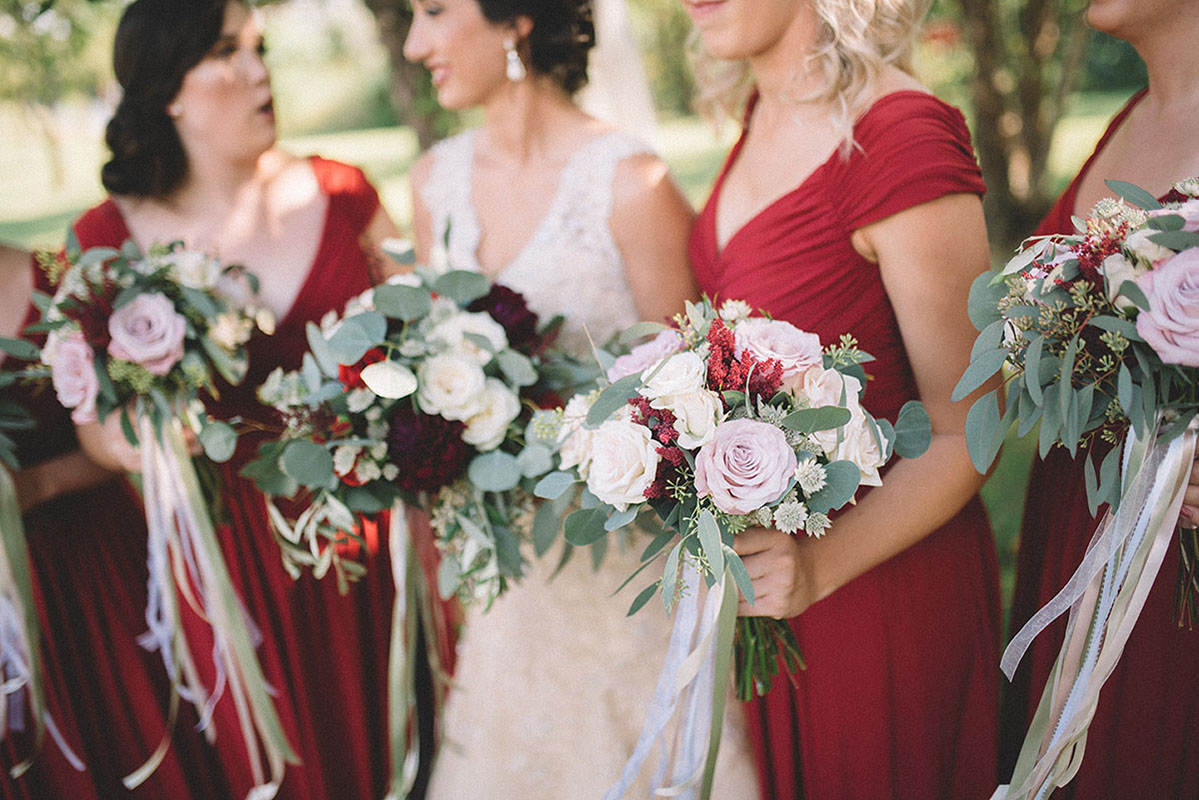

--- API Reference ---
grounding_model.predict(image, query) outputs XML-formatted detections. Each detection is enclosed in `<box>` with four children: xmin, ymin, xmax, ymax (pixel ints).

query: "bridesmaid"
<box><xmin>682</xmin><ymin>0</ymin><xmax>1001</xmax><ymax>797</ymax></box>
<box><xmin>1000</xmin><ymin>2</ymin><xmax>1199</xmax><ymax>796</ymax></box>
<box><xmin>0</xmin><ymin>244</ymin><xmax>230</xmax><ymax>797</ymax></box>
<box><xmin>73</xmin><ymin>1</ymin><xmax>409</xmax><ymax>797</ymax></box>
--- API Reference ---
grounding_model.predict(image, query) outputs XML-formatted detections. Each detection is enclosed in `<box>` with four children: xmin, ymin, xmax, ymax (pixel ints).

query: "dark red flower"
<box><xmin>386</xmin><ymin>405</ymin><xmax>472</xmax><ymax>494</ymax></box>
<box><xmin>61</xmin><ymin>276</ymin><xmax>121</xmax><ymax>349</ymax></box>
<box><xmin>468</xmin><ymin>284</ymin><xmax>540</xmax><ymax>352</ymax></box>
<box><xmin>705</xmin><ymin>318</ymin><xmax>783</xmax><ymax>404</ymax></box>
<box><xmin>339</xmin><ymin>347</ymin><xmax>387</xmax><ymax>390</ymax></box>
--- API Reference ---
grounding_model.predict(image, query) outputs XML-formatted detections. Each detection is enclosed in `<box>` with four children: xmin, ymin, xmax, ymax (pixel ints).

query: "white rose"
<box><xmin>417</xmin><ymin>352</ymin><xmax>488</xmax><ymax>421</ymax></box>
<box><xmin>1125</xmin><ymin>229</ymin><xmax>1174</xmax><ymax>268</ymax></box>
<box><xmin>654</xmin><ymin>390</ymin><xmax>722</xmax><ymax>449</ymax></box>
<box><xmin>798</xmin><ymin>368</ymin><xmax>862</xmax><ymax>414</ymax></box>
<box><xmin>171</xmin><ymin>248</ymin><xmax>223</xmax><ymax>290</ymax></box>
<box><xmin>1101</xmin><ymin>252</ymin><xmax>1149</xmax><ymax>310</ymax></box>
<box><xmin>429</xmin><ymin>310</ymin><xmax>508</xmax><ymax>365</ymax></box>
<box><xmin>642</xmin><ymin>351</ymin><xmax>707</xmax><ymax>400</ymax></box>
<box><xmin>585</xmin><ymin>419</ymin><xmax>661</xmax><ymax>511</ymax></box>
<box><xmin>462</xmin><ymin>379</ymin><xmax>522</xmax><ymax>451</ymax></box>
<box><xmin>826</xmin><ymin>412</ymin><xmax>888</xmax><ymax>487</ymax></box>
<box><xmin>558</xmin><ymin>393</ymin><xmax>598</xmax><ymax>476</ymax></box>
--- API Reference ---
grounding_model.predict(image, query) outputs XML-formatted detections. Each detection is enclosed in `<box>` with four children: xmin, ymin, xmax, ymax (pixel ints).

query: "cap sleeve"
<box><xmin>310</xmin><ymin>156</ymin><xmax>381</xmax><ymax>234</ymax></box>
<box><xmin>830</xmin><ymin>92</ymin><xmax>985</xmax><ymax>231</ymax></box>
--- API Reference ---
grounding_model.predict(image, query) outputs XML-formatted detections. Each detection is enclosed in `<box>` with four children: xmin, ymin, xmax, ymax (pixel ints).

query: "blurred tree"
<box><xmin>0</xmin><ymin>0</ymin><xmax>115</xmax><ymax>186</ymax></box>
<box><xmin>938</xmin><ymin>0</ymin><xmax>1092</xmax><ymax>253</ymax></box>
<box><xmin>358</xmin><ymin>0</ymin><xmax>456</xmax><ymax>149</ymax></box>
<box><xmin>630</xmin><ymin>0</ymin><xmax>694</xmax><ymax>117</ymax></box>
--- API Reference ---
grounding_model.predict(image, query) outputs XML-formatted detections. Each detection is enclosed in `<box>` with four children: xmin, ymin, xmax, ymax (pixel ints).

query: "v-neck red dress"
<box><xmin>690</xmin><ymin>91</ymin><xmax>1001</xmax><ymax>800</ymax></box>
<box><xmin>65</xmin><ymin>157</ymin><xmax>397</xmax><ymax>800</ymax></box>
<box><xmin>1000</xmin><ymin>89</ymin><xmax>1199</xmax><ymax>798</ymax></box>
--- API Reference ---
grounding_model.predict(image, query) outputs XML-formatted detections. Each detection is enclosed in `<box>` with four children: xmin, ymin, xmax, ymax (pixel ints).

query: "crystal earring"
<box><xmin>504</xmin><ymin>38</ymin><xmax>526</xmax><ymax>82</ymax></box>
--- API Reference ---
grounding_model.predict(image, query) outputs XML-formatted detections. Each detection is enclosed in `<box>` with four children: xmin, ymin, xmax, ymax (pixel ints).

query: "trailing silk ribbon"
<box><xmin>604</xmin><ymin>560</ymin><xmax>739</xmax><ymax>800</ymax></box>
<box><xmin>0</xmin><ymin>464</ymin><xmax>86</xmax><ymax>778</ymax></box>
<box><xmin>131</xmin><ymin>416</ymin><xmax>297</xmax><ymax>798</ymax></box>
<box><xmin>384</xmin><ymin>503</ymin><xmax>421</xmax><ymax>800</ymax></box>
<box><xmin>992</xmin><ymin>416</ymin><xmax>1198</xmax><ymax>800</ymax></box>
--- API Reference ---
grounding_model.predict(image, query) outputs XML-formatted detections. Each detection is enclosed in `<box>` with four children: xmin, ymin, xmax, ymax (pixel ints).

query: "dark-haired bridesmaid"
<box><xmin>73</xmin><ymin>1</ymin><xmax>409</xmax><ymax>797</ymax></box>
<box><xmin>1001</xmin><ymin>2</ymin><xmax>1199</xmax><ymax>797</ymax></box>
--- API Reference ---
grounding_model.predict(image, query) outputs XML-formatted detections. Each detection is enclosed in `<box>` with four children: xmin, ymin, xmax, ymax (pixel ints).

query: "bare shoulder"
<box><xmin>262</xmin><ymin>149</ymin><xmax>321</xmax><ymax>213</ymax></box>
<box><xmin>612</xmin><ymin>151</ymin><xmax>685</xmax><ymax>211</ymax></box>
<box><xmin>409</xmin><ymin>148</ymin><xmax>437</xmax><ymax>198</ymax></box>
<box><xmin>873</xmin><ymin>67</ymin><xmax>931</xmax><ymax>99</ymax></box>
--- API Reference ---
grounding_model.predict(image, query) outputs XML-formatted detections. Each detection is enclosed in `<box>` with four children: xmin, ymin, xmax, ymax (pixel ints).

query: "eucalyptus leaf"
<box><xmin>1147</xmin><ymin>230</ymin><xmax>1199</xmax><ymax>250</ymax></box>
<box><xmin>564</xmin><ymin>507</ymin><xmax>608</xmax><ymax>546</ymax></box>
<box><xmin>1084</xmin><ymin>453</ymin><xmax>1100</xmax><ymax>516</ymax></box>
<box><xmin>892</xmin><ymin>400</ymin><xmax>931</xmax><ymax>459</ymax></box>
<box><xmin>432</xmin><ymin>270</ymin><xmax>491</xmax><ymax>304</ymax></box>
<box><xmin>302</xmin><ymin>352</ymin><xmax>323</xmax><ymax>394</ymax></box>
<box><xmin>1088</xmin><ymin>315</ymin><xmax>1141</xmax><ymax>341</ymax></box>
<box><xmin>967</xmin><ymin>270</ymin><xmax>1007</xmax><ymax>330</ymax></box>
<box><xmin>1025</xmin><ymin>335</ymin><xmax>1045</xmax><ymax>405</ymax></box>
<box><xmin>1148</xmin><ymin>213</ymin><xmax>1185</xmax><ymax>232</ymax></box>
<box><xmin>697</xmin><ymin>510</ymin><xmax>724</xmax><ymax>577</ymax></box>
<box><xmin>532</xmin><ymin>501</ymin><xmax>562</xmax><ymax>558</ymax></box>
<box><xmin>965</xmin><ymin>390</ymin><xmax>1002</xmax><ymax>473</ymax></box>
<box><xmin>805</xmin><ymin>460</ymin><xmax>861</xmax><ymax>513</ymax></box>
<box><xmin>619</xmin><ymin>321</ymin><xmax>669</xmax><ymax>344</ymax></box>
<box><xmin>437</xmin><ymin>556</ymin><xmax>462</xmax><ymax>601</ymax></box>
<box><xmin>628</xmin><ymin>581</ymin><xmax>661</xmax><ymax>617</ymax></box>
<box><xmin>1105</xmin><ymin>179</ymin><xmax>1162</xmax><ymax>210</ymax></box>
<box><xmin>662</xmin><ymin>541</ymin><xmax>682</xmax><ymax>612</ymax></box>
<box><xmin>372</xmin><ymin>283</ymin><xmax>431</xmax><ymax>322</ymax></box>
<box><xmin>468</xmin><ymin>450</ymin><xmax>522</xmax><ymax>492</ymax></box>
<box><xmin>0</xmin><ymin>337</ymin><xmax>39</xmax><ymax>361</ymax></box>
<box><xmin>1017</xmin><ymin>387</ymin><xmax>1042</xmax><ymax>438</ymax></box>
<box><xmin>1118</xmin><ymin>280</ymin><xmax>1151</xmax><ymax>313</ymax></box>
<box><xmin>306</xmin><ymin>321</ymin><xmax>339</xmax><ymax>377</ymax></box>
<box><xmin>586</xmin><ymin>373</ymin><xmax>642</xmax><ymax>427</ymax></box>
<box><xmin>497</xmin><ymin>350</ymin><xmax>538</xmax><ymax>387</ymax></box>
<box><xmin>970</xmin><ymin>319</ymin><xmax>1007</xmax><ymax>362</ymax></box>
<box><xmin>281</xmin><ymin>439</ymin><xmax>337</xmax><ymax>490</ymax></box>
<box><xmin>781</xmin><ymin>405</ymin><xmax>852</xmax><ymax>433</ymax></box>
<box><xmin>493</xmin><ymin>524</ymin><xmax>524</xmax><ymax>579</ymax></box>
<box><xmin>1039</xmin><ymin>384</ymin><xmax>1061</xmax><ymax>458</ymax></box>
<box><xmin>198</xmin><ymin>420</ymin><xmax>237</xmax><ymax>464</ymax></box>
<box><xmin>605</xmin><ymin>506</ymin><xmax>638</xmax><ymax>532</ymax></box>
<box><xmin>953</xmin><ymin>348</ymin><xmax>1007</xmax><ymax>402</ymax></box>
<box><xmin>724</xmin><ymin>546</ymin><xmax>755</xmax><ymax>606</ymax></box>
<box><xmin>534</xmin><ymin>471</ymin><xmax>577</xmax><ymax>499</ymax></box>
<box><xmin>326</xmin><ymin>312</ymin><xmax>387</xmax><ymax>367</ymax></box>
<box><xmin>516</xmin><ymin>444</ymin><xmax>554</xmax><ymax>478</ymax></box>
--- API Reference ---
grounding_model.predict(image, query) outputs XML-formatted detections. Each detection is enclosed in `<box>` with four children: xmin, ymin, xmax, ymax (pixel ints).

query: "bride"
<box><xmin>403</xmin><ymin>0</ymin><xmax>761</xmax><ymax>796</ymax></box>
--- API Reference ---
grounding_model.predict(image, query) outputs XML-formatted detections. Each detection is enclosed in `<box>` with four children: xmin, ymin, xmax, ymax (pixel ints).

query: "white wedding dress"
<box><xmin>422</xmin><ymin>128</ymin><xmax>760</xmax><ymax>799</ymax></box>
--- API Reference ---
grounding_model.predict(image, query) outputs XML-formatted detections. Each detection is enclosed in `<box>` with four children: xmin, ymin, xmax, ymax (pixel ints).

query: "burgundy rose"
<box><xmin>468</xmin><ymin>284</ymin><xmax>540</xmax><ymax>352</ymax></box>
<box><xmin>387</xmin><ymin>404</ymin><xmax>472</xmax><ymax>494</ymax></box>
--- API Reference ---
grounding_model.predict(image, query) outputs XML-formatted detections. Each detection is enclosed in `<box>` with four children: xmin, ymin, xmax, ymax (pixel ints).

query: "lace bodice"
<box><xmin>421</xmin><ymin>128</ymin><xmax>648</xmax><ymax>356</ymax></box>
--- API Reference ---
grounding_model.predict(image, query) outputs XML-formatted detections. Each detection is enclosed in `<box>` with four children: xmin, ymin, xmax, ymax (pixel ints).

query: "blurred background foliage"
<box><xmin>0</xmin><ymin>0</ymin><xmax>1155</xmax><ymax>612</ymax></box>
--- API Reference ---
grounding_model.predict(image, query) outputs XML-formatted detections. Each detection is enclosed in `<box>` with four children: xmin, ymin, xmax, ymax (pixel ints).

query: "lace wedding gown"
<box><xmin>423</xmin><ymin>129</ymin><xmax>760</xmax><ymax>799</ymax></box>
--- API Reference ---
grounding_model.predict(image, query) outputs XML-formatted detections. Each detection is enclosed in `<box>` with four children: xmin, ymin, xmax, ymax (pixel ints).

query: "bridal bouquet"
<box><xmin>531</xmin><ymin>298</ymin><xmax>930</xmax><ymax>799</ymax></box>
<box><xmin>36</xmin><ymin>236</ymin><xmax>295</xmax><ymax>792</ymax></box>
<box><xmin>958</xmin><ymin>179</ymin><xmax>1199</xmax><ymax>800</ymax></box>
<box><xmin>246</xmin><ymin>264</ymin><xmax>578</xmax><ymax>608</ymax></box>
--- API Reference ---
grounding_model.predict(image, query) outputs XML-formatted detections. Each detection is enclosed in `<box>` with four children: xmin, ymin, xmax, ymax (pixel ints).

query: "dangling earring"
<box><xmin>166</xmin><ymin>102</ymin><xmax>182</xmax><ymax>119</ymax></box>
<box><xmin>504</xmin><ymin>37</ymin><xmax>526</xmax><ymax>82</ymax></box>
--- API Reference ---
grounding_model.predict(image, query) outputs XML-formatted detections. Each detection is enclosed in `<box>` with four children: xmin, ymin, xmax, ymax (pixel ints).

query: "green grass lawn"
<box><xmin>0</xmin><ymin>91</ymin><xmax>1128</xmax><ymax>621</ymax></box>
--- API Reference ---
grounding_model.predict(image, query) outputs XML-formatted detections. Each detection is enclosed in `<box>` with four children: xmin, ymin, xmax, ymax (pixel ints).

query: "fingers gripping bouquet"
<box><xmin>35</xmin><ymin>237</ymin><xmax>295</xmax><ymax>793</ymax></box>
<box><xmin>531</xmin><ymin>299</ymin><xmax>930</xmax><ymax>800</ymax></box>
<box><xmin>958</xmin><ymin>180</ymin><xmax>1199</xmax><ymax>800</ymax></box>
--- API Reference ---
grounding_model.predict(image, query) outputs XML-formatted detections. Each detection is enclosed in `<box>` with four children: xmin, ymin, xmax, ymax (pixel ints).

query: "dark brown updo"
<box><xmin>100</xmin><ymin>0</ymin><xmax>228</xmax><ymax>198</ymax></box>
<box><xmin>477</xmin><ymin>0</ymin><xmax>594</xmax><ymax>95</ymax></box>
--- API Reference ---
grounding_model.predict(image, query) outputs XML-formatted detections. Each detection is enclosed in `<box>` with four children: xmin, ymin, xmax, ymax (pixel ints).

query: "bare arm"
<box><xmin>734</xmin><ymin>192</ymin><xmax>996</xmax><ymax>617</ymax></box>
<box><xmin>363</xmin><ymin>202</ymin><xmax>409</xmax><ymax>280</ymax></box>
<box><xmin>408</xmin><ymin>152</ymin><xmax>436</xmax><ymax>267</ymax></box>
<box><xmin>12</xmin><ymin>451</ymin><xmax>120</xmax><ymax>512</ymax></box>
<box><xmin>609</xmin><ymin>154</ymin><xmax>699</xmax><ymax>324</ymax></box>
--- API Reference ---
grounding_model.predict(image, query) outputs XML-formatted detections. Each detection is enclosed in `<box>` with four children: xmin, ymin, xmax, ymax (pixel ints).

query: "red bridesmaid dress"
<box><xmin>690</xmin><ymin>91</ymin><xmax>1001</xmax><ymax>800</ymax></box>
<box><xmin>68</xmin><ymin>157</ymin><xmax>402</xmax><ymax>799</ymax></box>
<box><xmin>2</xmin><ymin>256</ymin><xmax>231</xmax><ymax>798</ymax></box>
<box><xmin>999</xmin><ymin>88</ymin><xmax>1199</xmax><ymax>798</ymax></box>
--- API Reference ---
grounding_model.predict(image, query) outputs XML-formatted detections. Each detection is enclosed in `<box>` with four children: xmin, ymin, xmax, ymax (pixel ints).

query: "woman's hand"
<box><xmin>732</xmin><ymin>528</ymin><xmax>820</xmax><ymax>618</ymax></box>
<box><xmin>1183</xmin><ymin>456</ymin><xmax>1199</xmax><ymax>528</ymax></box>
<box><xmin>76</xmin><ymin>409</ymin><xmax>202</xmax><ymax>474</ymax></box>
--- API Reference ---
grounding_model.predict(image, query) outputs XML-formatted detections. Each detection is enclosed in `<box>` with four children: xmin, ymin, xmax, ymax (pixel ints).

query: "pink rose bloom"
<box><xmin>694</xmin><ymin>418</ymin><xmax>798</xmax><ymax>515</ymax></box>
<box><xmin>608</xmin><ymin>329</ymin><xmax>684</xmax><ymax>382</ymax></box>
<box><xmin>733</xmin><ymin>318</ymin><xmax>823</xmax><ymax>388</ymax></box>
<box><xmin>107</xmin><ymin>292</ymin><xmax>188</xmax><ymax>376</ymax></box>
<box><xmin>1135</xmin><ymin>247</ymin><xmax>1199</xmax><ymax>367</ymax></box>
<box><xmin>49</xmin><ymin>331</ymin><xmax>100</xmax><ymax>423</ymax></box>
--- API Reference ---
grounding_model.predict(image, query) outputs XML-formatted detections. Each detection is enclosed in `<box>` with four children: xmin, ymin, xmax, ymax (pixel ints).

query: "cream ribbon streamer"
<box><xmin>384</xmin><ymin>502</ymin><xmax>422</xmax><ymax>800</ymax></box>
<box><xmin>130</xmin><ymin>416</ymin><xmax>297</xmax><ymax>798</ymax></box>
<box><xmin>993</xmin><ymin>417</ymin><xmax>1198</xmax><ymax>800</ymax></box>
<box><xmin>604</xmin><ymin>560</ymin><xmax>739</xmax><ymax>800</ymax></box>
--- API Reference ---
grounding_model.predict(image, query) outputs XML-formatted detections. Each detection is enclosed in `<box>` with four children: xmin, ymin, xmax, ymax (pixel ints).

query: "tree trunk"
<box><xmin>360</xmin><ymin>0</ymin><xmax>443</xmax><ymax>150</ymax></box>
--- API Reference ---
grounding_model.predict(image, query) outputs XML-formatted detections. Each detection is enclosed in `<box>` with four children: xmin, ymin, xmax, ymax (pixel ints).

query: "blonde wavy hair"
<box><xmin>691</xmin><ymin>0</ymin><xmax>932</xmax><ymax>154</ymax></box>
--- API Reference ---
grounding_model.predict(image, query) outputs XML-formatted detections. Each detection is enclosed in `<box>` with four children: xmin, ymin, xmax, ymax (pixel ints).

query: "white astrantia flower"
<box><xmin>773</xmin><ymin>500</ymin><xmax>809</xmax><ymax>534</ymax></box>
<box><xmin>346</xmin><ymin>388</ymin><xmax>376</xmax><ymax>414</ymax></box>
<box><xmin>719</xmin><ymin>299</ymin><xmax>752</xmax><ymax>322</ymax></box>
<box><xmin>794</xmin><ymin>457</ymin><xmax>827</xmax><ymax>495</ymax></box>
<box><xmin>753</xmin><ymin>506</ymin><xmax>775</xmax><ymax>527</ymax></box>
<box><xmin>805</xmin><ymin>511</ymin><xmax>832</xmax><ymax>538</ymax></box>
<box><xmin>367</xmin><ymin>419</ymin><xmax>389</xmax><ymax>440</ymax></box>
<box><xmin>354</xmin><ymin>460</ymin><xmax>383</xmax><ymax>484</ymax></box>
<box><xmin>1175</xmin><ymin>178</ymin><xmax>1199</xmax><ymax>196</ymax></box>
<box><xmin>370</xmin><ymin>442</ymin><xmax>388</xmax><ymax>460</ymax></box>
<box><xmin>383</xmin><ymin>464</ymin><xmax>400</xmax><ymax>481</ymax></box>
<box><xmin>333</xmin><ymin>445</ymin><xmax>361</xmax><ymax>477</ymax></box>
<box><xmin>365</xmin><ymin>406</ymin><xmax>383</xmax><ymax>422</ymax></box>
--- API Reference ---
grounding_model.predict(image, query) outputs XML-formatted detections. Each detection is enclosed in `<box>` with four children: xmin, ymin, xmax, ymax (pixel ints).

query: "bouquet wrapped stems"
<box><xmin>734</xmin><ymin>617</ymin><xmax>804</xmax><ymax>702</ymax></box>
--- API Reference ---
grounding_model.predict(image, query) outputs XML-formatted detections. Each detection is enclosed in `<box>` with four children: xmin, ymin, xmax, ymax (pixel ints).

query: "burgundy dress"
<box><xmin>1</xmin><ymin>257</ymin><xmax>230</xmax><ymax>798</ymax></box>
<box><xmin>690</xmin><ymin>91</ymin><xmax>1001</xmax><ymax>800</ymax></box>
<box><xmin>999</xmin><ymin>89</ymin><xmax>1199</xmax><ymax>798</ymax></box>
<box><xmin>70</xmin><ymin>157</ymin><xmax>398</xmax><ymax>799</ymax></box>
